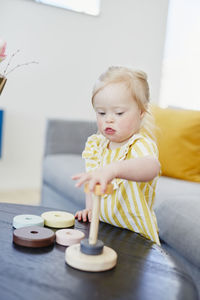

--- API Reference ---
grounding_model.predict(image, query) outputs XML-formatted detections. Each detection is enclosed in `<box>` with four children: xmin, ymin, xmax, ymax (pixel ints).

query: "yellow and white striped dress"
<box><xmin>82</xmin><ymin>133</ymin><xmax>160</xmax><ymax>245</ymax></box>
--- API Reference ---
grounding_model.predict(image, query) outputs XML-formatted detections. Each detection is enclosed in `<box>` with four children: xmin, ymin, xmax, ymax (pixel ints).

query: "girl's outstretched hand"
<box><xmin>72</xmin><ymin>164</ymin><xmax>116</xmax><ymax>194</ymax></box>
<box><xmin>75</xmin><ymin>208</ymin><xmax>92</xmax><ymax>222</ymax></box>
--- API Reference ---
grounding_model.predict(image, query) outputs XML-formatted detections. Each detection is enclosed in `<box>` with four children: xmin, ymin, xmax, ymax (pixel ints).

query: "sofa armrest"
<box><xmin>44</xmin><ymin>119</ymin><xmax>97</xmax><ymax>156</ymax></box>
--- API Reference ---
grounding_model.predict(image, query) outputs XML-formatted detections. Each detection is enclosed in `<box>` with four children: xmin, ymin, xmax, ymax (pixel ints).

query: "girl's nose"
<box><xmin>106</xmin><ymin>113</ymin><xmax>114</xmax><ymax>123</ymax></box>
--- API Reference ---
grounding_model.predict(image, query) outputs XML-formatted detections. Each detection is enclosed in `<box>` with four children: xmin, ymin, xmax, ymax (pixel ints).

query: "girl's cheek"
<box><xmin>119</xmin><ymin>117</ymin><xmax>130</xmax><ymax>128</ymax></box>
<box><xmin>121</xmin><ymin>115</ymin><xmax>140</xmax><ymax>131</ymax></box>
<box><xmin>97</xmin><ymin>118</ymin><xmax>103</xmax><ymax>131</ymax></box>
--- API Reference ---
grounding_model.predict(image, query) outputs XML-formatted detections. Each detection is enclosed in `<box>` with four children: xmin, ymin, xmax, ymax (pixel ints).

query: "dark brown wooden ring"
<box><xmin>13</xmin><ymin>226</ymin><xmax>55</xmax><ymax>248</ymax></box>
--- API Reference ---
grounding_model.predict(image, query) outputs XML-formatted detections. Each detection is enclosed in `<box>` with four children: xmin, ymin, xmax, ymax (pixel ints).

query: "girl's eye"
<box><xmin>116</xmin><ymin>112</ymin><xmax>124</xmax><ymax>116</ymax></box>
<box><xmin>98</xmin><ymin>112</ymin><xmax>106</xmax><ymax>116</ymax></box>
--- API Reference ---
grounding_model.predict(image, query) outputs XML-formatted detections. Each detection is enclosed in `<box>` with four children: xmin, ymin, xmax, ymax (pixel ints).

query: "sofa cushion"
<box><xmin>152</xmin><ymin>105</ymin><xmax>200</xmax><ymax>182</ymax></box>
<box><xmin>154</xmin><ymin>176</ymin><xmax>200</xmax><ymax>207</ymax></box>
<box><xmin>44</xmin><ymin>120</ymin><xmax>97</xmax><ymax>156</ymax></box>
<box><xmin>43</xmin><ymin>154</ymin><xmax>85</xmax><ymax>207</ymax></box>
<box><xmin>154</xmin><ymin>177</ymin><xmax>200</xmax><ymax>267</ymax></box>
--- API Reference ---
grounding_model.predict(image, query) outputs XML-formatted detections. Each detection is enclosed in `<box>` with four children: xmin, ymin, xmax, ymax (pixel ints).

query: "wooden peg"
<box><xmin>84</xmin><ymin>183</ymin><xmax>113</xmax><ymax>245</ymax></box>
<box><xmin>65</xmin><ymin>183</ymin><xmax>117</xmax><ymax>272</ymax></box>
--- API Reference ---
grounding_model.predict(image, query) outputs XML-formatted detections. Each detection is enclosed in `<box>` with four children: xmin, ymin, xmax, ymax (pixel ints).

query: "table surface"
<box><xmin>0</xmin><ymin>203</ymin><xmax>198</xmax><ymax>300</ymax></box>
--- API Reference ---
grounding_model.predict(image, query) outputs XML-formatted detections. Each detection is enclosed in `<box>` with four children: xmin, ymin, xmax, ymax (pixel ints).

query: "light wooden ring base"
<box><xmin>65</xmin><ymin>244</ymin><xmax>117</xmax><ymax>272</ymax></box>
<box><xmin>41</xmin><ymin>211</ymin><xmax>75</xmax><ymax>228</ymax></box>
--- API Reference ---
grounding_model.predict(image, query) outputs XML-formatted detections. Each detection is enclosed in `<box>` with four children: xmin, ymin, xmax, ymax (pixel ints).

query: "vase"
<box><xmin>0</xmin><ymin>76</ymin><xmax>7</xmax><ymax>95</ymax></box>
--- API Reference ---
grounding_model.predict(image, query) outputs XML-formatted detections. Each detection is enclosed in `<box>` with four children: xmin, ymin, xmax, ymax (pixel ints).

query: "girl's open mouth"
<box><xmin>105</xmin><ymin>128</ymin><xmax>116</xmax><ymax>135</ymax></box>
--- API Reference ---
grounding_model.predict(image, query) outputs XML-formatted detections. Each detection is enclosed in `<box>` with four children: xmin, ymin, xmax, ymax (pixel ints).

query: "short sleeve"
<box><xmin>82</xmin><ymin>134</ymin><xmax>103</xmax><ymax>172</ymax></box>
<box><xmin>130</xmin><ymin>137</ymin><xmax>159</xmax><ymax>159</ymax></box>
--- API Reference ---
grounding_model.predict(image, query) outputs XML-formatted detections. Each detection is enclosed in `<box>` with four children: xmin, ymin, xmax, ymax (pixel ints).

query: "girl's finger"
<box><xmin>88</xmin><ymin>178</ymin><xmax>99</xmax><ymax>193</ymax></box>
<box><xmin>101</xmin><ymin>177</ymin><xmax>112</xmax><ymax>193</ymax></box>
<box><xmin>75</xmin><ymin>174</ymin><xmax>91</xmax><ymax>187</ymax></box>
<box><xmin>82</xmin><ymin>210</ymin><xmax>88</xmax><ymax>222</ymax></box>
<box><xmin>75</xmin><ymin>210</ymin><xmax>80</xmax><ymax>219</ymax></box>
<box><xmin>77</xmin><ymin>211</ymin><xmax>83</xmax><ymax>221</ymax></box>
<box><xmin>100</xmin><ymin>178</ymin><xmax>110</xmax><ymax>193</ymax></box>
<box><xmin>88</xmin><ymin>210</ymin><xmax>92</xmax><ymax>222</ymax></box>
<box><xmin>100</xmin><ymin>181</ymin><xmax>107</xmax><ymax>194</ymax></box>
<box><xmin>71</xmin><ymin>173</ymin><xmax>85</xmax><ymax>180</ymax></box>
<box><xmin>75</xmin><ymin>179</ymin><xmax>86</xmax><ymax>188</ymax></box>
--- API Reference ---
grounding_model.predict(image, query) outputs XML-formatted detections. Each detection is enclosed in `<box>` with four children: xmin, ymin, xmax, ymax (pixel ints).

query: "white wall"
<box><xmin>0</xmin><ymin>0</ymin><xmax>169</xmax><ymax>190</ymax></box>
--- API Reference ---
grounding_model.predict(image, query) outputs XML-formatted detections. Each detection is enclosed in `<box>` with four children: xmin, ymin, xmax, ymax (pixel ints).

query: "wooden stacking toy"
<box><xmin>56</xmin><ymin>229</ymin><xmax>85</xmax><ymax>246</ymax></box>
<box><xmin>13</xmin><ymin>226</ymin><xmax>55</xmax><ymax>248</ymax></box>
<box><xmin>13</xmin><ymin>214</ymin><xmax>44</xmax><ymax>229</ymax></box>
<box><xmin>41</xmin><ymin>211</ymin><xmax>75</xmax><ymax>228</ymax></box>
<box><xmin>65</xmin><ymin>183</ymin><xmax>117</xmax><ymax>272</ymax></box>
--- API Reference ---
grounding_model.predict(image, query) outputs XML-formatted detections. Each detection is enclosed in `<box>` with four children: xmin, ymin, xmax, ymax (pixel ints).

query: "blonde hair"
<box><xmin>92</xmin><ymin>66</ymin><xmax>155</xmax><ymax>140</ymax></box>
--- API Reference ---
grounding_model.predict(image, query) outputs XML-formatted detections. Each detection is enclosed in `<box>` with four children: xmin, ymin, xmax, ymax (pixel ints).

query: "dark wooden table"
<box><xmin>0</xmin><ymin>203</ymin><xmax>198</xmax><ymax>300</ymax></box>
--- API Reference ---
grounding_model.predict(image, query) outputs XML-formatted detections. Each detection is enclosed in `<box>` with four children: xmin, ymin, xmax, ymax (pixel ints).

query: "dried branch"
<box><xmin>3</xmin><ymin>49</ymin><xmax>20</xmax><ymax>75</ymax></box>
<box><xmin>5</xmin><ymin>61</ymin><xmax>39</xmax><ymax>76</ymax></box>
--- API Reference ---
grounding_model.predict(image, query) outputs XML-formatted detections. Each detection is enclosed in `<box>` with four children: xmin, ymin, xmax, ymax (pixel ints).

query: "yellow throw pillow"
<box><xmin>151</xmin><ymin>105</ymin><xmax>200</xmax><ymax>182</ymax></box>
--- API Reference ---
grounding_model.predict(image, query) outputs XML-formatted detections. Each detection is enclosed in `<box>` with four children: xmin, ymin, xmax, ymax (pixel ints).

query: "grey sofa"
<box><xmin>41</xmin><ymin>119</ymin><xmax>200</xmax><ymax>297</ymax></box>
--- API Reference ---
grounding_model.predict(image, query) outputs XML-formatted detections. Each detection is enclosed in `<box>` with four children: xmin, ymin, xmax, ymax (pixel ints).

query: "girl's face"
<box><xmin>93</xmin><ymin>82</ymin><xmax>144</xmax><ymax>147</ymax></box>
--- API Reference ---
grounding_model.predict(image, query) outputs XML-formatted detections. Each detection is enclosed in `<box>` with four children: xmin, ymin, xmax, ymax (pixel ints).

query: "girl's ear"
<box><xmin>140</xmin><ymin>110</ymin><xmax>145</xmax><ymax>119</ymax></box>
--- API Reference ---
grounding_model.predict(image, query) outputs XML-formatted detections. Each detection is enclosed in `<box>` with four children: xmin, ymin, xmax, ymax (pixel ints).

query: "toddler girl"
<box><xmin>72</xmin><ymin>66</ymin><xmax>160</xmax><ymax>245</ymax></box>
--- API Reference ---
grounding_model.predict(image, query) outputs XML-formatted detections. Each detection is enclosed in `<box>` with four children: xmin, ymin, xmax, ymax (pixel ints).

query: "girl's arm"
<box><xmin>72</xmin><ymin>156</ymin><xmax>160</xmax><ymax>194</ymax></box>
<box><xmin>114</xmin><ymin>156</ymin><xmax>160</xmax><ymax>182</ymax></box>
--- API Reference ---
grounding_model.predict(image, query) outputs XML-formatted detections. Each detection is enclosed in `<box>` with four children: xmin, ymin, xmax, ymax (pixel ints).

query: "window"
<box><xmin>35</xmin><ymin>0</ymin><xmax>100</xmax><ymax>16</ymax></box>
<box><xmin>159</xmin><ymin>0</ymin><xmax>200</xmax><ymax>110</ymax></box>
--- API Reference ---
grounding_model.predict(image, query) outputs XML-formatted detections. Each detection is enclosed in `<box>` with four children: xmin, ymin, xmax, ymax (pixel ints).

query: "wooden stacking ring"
<box><xmin>80</xmin><ymin>238</ymin><xmax>104</xmax><ymax>255</ymax></box>
<box><xmin>84</xmin><ymin>183</ymin><xmax>113</xmax><ymax>196</ymax></box>
<box><xmin>56</xmin><ymin>229</ymin><xmax>85</xmax><ymax>246</ymax></box>
<box><xmin>41</xmin><ymin>211</ymin><xmax>75</xmax><ymax>228</ymax></box>
<box><xmin>65</xmin><ymin>244</ymin><xmax>117</xmax><ymax>272</ymax></box>
<box><xmin>13</xmin><ymin>214</ymin><xmax>44</xmax><ymax>229</ymax></box>
<box><xmin>13</xmin><ymin>226</ymin><xmax>55</xmax><ymax>248</ymax></box>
